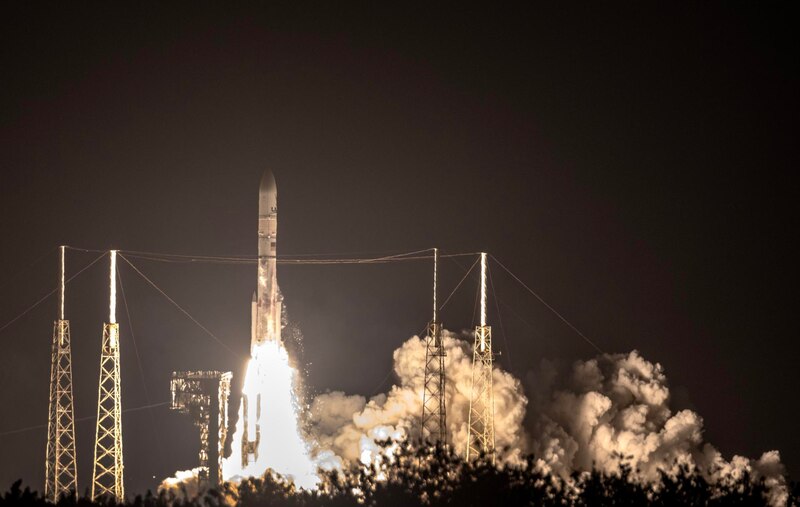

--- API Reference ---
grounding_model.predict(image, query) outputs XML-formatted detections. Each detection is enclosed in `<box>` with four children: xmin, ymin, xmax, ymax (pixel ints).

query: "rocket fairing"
<box><xmin>251</xmin><ymin>169</ymin><xmax>282</xmax><ymax>352</ymax></box>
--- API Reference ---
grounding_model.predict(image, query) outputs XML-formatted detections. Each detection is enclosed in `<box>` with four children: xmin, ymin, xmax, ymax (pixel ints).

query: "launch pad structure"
<box><xmin>92</xmin><ymin>251</ymin><xmax>125</xmax><ymax>501</ymax></box>
<box><xmin>45</xmin><ymin>246</ymin><xmax>78</xmax><ymax>501</ymax></box>
<box><xmin>465</xmin><ymin>253</ymin><xmax>495</xmax><ymax>462</ymax></box>
<box><xmin>170</xmin><ymin>371</ymin><xmax>232</xmax><ymax>488</ymax></box>
<box><xmin>421</xmin><ymin>248</ymin><xmax>447</xmax><ymax>443</ymax></box>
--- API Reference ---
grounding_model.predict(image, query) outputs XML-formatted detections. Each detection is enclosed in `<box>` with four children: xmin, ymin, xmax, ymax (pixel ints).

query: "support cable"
<box><xmin>495</xmin><ymin>298</ymin><xmax>546</xmax><ymax>341</ymax></box>
<box><xmin>0</xmin><ymin>252</ymin><xmax>106</xmax><ymax>336</ymax></box>
<box><xmin>449</xmin><ymin>255</ymin><xmax>562</xmax><ymax>366</ymax></box>
<box><xmin>66</xmin><ymin>245</ymin><xmax>480</xmax><ymax>265</ymax></box>
<box><xmin>489</xmin><ymin>255</ymin><xmax>604</xmax><ymax>354</ymax></box>
<box><xmin>488</xmin><ymin>266</ymin><xmax>514</xmax><ymax>373</ymax></box>
<box><xmin>371</xmin><ymin>256</ymin><xmax>477</xmax><ymax>398</ymax></box>
<box><xmin>117</xmin><ymin>265</ymin><xmax>168</xmax><ymax>466</ymax></box>
<box><xmin>369</xmin><ymin>318</ymin><xmax>434</xmax><ymax>397</ymax></box>
<box><xmin>118</xmin><ymin>254</ymin><xmax>241</xmax><ymax>358</ymax></box>
<box><xmin>368</xmin><ymin>368</ymin><xmax>396</xmax><ymax>398</ymax></box>
<box><xmin>439</xmin><ymin>257</ymin><xmax>480</xmax><ymax>311</ymax></box>
<box><xmin>0</xmin><ymin>402</ymin><xmax>170</xmax><ymax>438</ymax></box>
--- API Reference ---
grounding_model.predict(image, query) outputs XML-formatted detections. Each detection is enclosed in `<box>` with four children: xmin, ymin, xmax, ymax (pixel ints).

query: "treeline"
<box><xmin>4</xmin><ymin>444</ymin><xmax>798</xmax><ymax>506</ymax></box>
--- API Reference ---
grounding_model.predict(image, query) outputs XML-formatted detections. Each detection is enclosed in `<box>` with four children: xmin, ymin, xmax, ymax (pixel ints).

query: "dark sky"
<box><xmin>1</xmin><ymin>3</ymin><xmax>797</xmax><ymax>495</ymax></box>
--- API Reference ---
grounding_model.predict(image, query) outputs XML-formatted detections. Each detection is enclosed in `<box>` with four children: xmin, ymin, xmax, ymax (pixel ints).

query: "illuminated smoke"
<box><xmin>159</xmin><ymin>467</ymin><xmax>203</xmax><ymax>499</ymax></box>
<box><xmin>308</xmin><ymin>334</ymin><xmax>787</xmax><ymax>505</ymax></box>
<box><xmin>160</xmin><ymin>323</ymin><xmax>787</xmax><ymax>505</ymax></box>
<box><xmin>222</xmin><ymin>340</ymin><xmax>319</xmax><ymax>489</ymax></box>
<box><xmin>527</xmin><ymin>351</ymin><xmax>788</xmax><ymax>506</ymax></box>
<box><xmin>307</xmin><ymin>330</ymin><xmax>529</xmax><ymax>467</ymax></box>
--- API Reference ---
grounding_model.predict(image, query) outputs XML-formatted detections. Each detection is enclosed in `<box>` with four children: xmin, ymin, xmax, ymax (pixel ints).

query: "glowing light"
<box><xmin>59</xmin><ymin>246</ymin><xmax>65</xmax><ymax>320</ymax></box>
<box><xmin>480</xmin><ymin>252</ymin><xmax>487</xmax><ymax>327</ymax></box>
<box><xmin>432</xmin><ymin>248</ymin><xmax>438</xmax><ymax>323</ymax></box>
<box><xmin>109</xmin><ymin>250</ymin><xmax>117</xmax><ymax>323</ymax></box>
<box><xmin>480</xmin><ymin>252</ymin><xmax>487</xmax><ymax>352</ymax></box>
<box><xmin>357</xmin><ymin>426</ymin><xmax>404</xmax><ymax>471</ymax></box>
<box><xmin>223</xmin><ymin>340</ymin><xmax>319</xmax><ymax>490</ymax></box>
<box><xmin>109</xmin><ymin>324</ymin><xmax>118</xmax><ymax>350</ymax></box>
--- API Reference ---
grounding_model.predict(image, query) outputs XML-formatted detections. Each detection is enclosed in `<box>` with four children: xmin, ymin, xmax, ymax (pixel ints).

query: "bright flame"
<box><xmin>223</xmin><ymin>340</ymin><xmax>319</xmax><ymax>490</ymax></box>
<box><xmin>109</xmin><ymin>250</ymin><xmax>117</xmax><ymax>323</ymax></box>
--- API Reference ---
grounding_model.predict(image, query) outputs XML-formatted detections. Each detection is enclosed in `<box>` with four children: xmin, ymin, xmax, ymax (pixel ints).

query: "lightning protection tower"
<box><xmin>421</xmin><ymin>248</ymin><xmax>447</xmax><ymax>443</ymax></box>
<box><xmin>170</xmin><ymin>370</ymin><xmax>232</xmax><ymax>489</ymax></box>
<box><xmin>465</xmin><ymin>252</ymin><xmax>495</xmax><ymax>462</ymax></box>
<box><xmin>45</xmin><ymin>246</ymin><xmax>78</xmax><ymax>501</ymax></box>
<box><xmin>91</xmin><ymin>250</ymin><xmax>124</xmax><ymax>501</ymax></box>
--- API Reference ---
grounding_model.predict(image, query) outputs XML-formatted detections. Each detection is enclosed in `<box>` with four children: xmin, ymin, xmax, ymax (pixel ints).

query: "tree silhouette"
<box><xmin>3</xmin><ymin>444</ymin><xmax>795</xmax><ymax>506</ymax></box>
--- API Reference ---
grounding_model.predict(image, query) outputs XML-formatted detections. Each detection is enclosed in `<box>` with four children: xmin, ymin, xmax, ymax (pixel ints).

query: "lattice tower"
<box><xmin>421</xmin><ymin>248</ymin><xmax>447</xmax><ymax>443</ymax></box>
<box><xmin>45</xmin><ymin>247</ymin><xmax>78</xmax><ymax>501</ymax></box>
<box><xmin>465</xmin><ymin>253</ymin><xmax>495</xmax><ymax>462</ymax></box>
<box><xmin>92</xmin><ymin>251</ymin><xmax>124</xmax><ymax>501</ymax></box>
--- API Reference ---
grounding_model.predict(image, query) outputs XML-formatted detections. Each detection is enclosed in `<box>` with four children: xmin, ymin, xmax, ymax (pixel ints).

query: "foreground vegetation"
<box><xmin>4</xmin><ymin>444</ymin><xmax>798</xmax><ymax>506</ymax></box>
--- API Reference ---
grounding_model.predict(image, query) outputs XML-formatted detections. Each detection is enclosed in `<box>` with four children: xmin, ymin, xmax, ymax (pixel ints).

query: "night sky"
<box><xmin>1</xmin><ymin>4</ymin><xmax>797</xmax><ymax>495</ymax></box>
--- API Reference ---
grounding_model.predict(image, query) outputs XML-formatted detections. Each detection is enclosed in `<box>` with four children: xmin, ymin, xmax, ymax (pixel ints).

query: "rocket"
<box><xmin>251</xmin><ymin>169</ymin><xmax>282</xmax><ymax>351</ymax></box>
<box><xmin>241</xmin><ymin>170</ymin><xmax>282</xmax><ymax>466</ymax></box>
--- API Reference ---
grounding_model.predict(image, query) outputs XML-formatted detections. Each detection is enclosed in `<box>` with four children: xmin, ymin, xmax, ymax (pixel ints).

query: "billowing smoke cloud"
<box><xmin>306</xmin><ymin>331</ymin><xmax>528</xmax><ymax>467</ymax></box>
<box><xmin>160</xmin><ymin>328</ymin><xmax>788</xmax><ymax>506</ymax></box>
<box><xmin>159</xmin><ymin>467</ymin><xmax>203</xmax><ymax>500</ymax></box>
<box><xmin>527</xmin><ymin>350</ymin><xmax>788</xmax><ymax>505</ymax></box>
<box><xmin>307</xmin><ymin>332</ymin><xmax>788</xmax><ymax>506</ymax></box>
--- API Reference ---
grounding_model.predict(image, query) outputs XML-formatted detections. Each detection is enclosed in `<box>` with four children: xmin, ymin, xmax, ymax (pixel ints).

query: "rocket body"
<box><xmin>251</xmin><ymin>170</ymin><xmax>282</xmax><ymax>351</ymax></box>
<box><xmin>242</xmin><ymin>170</ymin><xmax>282</xmax><ymax>466</ymax></box>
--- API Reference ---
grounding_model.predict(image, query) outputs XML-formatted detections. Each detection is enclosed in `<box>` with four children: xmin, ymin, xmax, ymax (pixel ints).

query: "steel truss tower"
<box><xmin>465</xmin><ymin>253</ymin><xmax>495</xmax><ymax>462</ymax></box>
<box><xmin>421</xmin><ymin>248</ymin><xmax>447</xmax><ymax>443</ymax></box>
<box><xmin>92</xmin><ymin>251</ymin><xmax>124</xmax><ymax>501</ymax></box>
<box><xmin>45</xmin><ymin>246</ymin><xmax>78</xmax><ymax>501</ymax></box>
<box><xmin>170</xmin><ymin>371</ymin><xmax>232</xmax><ymax>488</ymax></box>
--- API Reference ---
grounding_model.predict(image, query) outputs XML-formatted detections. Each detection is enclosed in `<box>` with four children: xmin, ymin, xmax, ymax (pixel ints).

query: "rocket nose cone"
<box><xmin>259</xmin><ymin>169</ymin><xmax>277</xmax><ymax>215</ymax></box>
<box><xmin>260</xmin><ymin>169</ymin><xmax>276</xmax><ymax>195</ymax></box>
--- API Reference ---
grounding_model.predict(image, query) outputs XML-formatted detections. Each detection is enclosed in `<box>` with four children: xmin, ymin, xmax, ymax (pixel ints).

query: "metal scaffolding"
<box><xmin>421</xmin><ymin>248</ymin><xmax>447</xmax><ymax>444</ymax></box>
<box><xmin>92</xmin><ymin>251</ymin><xmax>124</xmax><ymax>501</ymax></box>
<box><xmin>465</xmin><ymin>253</ymin><xmax>495</xmax><ymax>462</ymax></box>
<box><xmin>170</xmin><ymin>370</ymin><xmax>232</xmax><ymax>488</ymax></box>
<box><xmin>45</xmin><ymin>247</ymin><xmax>78</xmax><ymax>501</ymax></box>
